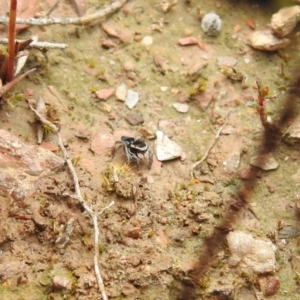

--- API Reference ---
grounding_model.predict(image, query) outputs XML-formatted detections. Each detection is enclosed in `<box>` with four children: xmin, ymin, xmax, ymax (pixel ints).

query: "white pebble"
<box><xmin>116</xmin><ymin>83</ymin><xmax>127</xmax><ymax>101</ymax></box>
<box><xmin>141</xmin><ymin>36</ymin><xmax>153</xmax><ymax>46</ymax></box>
<box><xmin>172</xmin><ymin>102</ymin><xmax>189</xmax><ymax>113</ymax></box>
<box><xmin>155</xmin><ymin>131</ymin><xmax>183</xmax><ymax>161</ymax></box>
<box><xmin>125</xmin><ymin>90</ymin><xmax>139</xmax><ymax>109</ymax></box>
<box><xmin>201</xmin><ymin>12</ymin><xmax>222</xmax><ymax>36</ymax></box>
<box><xmin>227</xmin><ymin>231</ymin><xmax>276</xmax><ymax>274</ymax></box>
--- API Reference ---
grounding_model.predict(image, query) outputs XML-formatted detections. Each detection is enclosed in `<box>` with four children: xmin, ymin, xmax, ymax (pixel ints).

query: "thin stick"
<box><xmin>191</xmin><ymin>113</ymin><xmax>231</xmax><ymax>177</ymax></box>
<box><xmin>0</xmin><ymin>38</ymin><xmax>67</xmax><ymax>50</ymax></box>
<box><xmin>28</xmin><ymin>100</ymin><xmax>114</xmax><ymax>299</ymax></box>
<box><xmin>0</xmin><ymin>67</ymin><xmax>36</xmax><ymax>97</ymax></box>
<box><xmin>0</xmin><ymin>0</ymin><xmax>128</xmax><ymax>27</ymax></box>
<box><xmin>7</xmin><ymin>0</ymin><xmax>17</xmax><ymax>82</ymax></box>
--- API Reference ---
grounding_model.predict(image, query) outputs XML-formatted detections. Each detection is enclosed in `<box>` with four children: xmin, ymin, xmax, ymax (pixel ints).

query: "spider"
<box><xmin>117</xmin><ymin>136</ymin><xmax>153</xmax><ymax>170</ymax></box>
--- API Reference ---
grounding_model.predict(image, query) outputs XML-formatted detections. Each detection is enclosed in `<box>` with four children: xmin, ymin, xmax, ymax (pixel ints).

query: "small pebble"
<box><xmin>265</xmin><ymin>277</ymin><xmax>280</xmax><ymax>296</ymax></box>
<box><xmin>217</xmin><ymin>56</ymin><xmax>237</xmax><ymax>67</ymax></box>
<box><xmin>201</xmin><ymin>12</ymin><xmax>222</xmax><ymax>36</ymax></box>
<box><xmin>155</xmin><ymin>130</ymin><xmax>183</xmax><ymax>161</ymax></box>
<box><xmin>249</xmin><ymin>29</ymin><xmax>290</xmax><ymax>51</ymax></box>
<box><xmin>52</xmin><ymin>275</ymin><xmax>72</xmax><ymax>290</ymax></box>
<box><xmin>178</xmin><ymin>36</ymin><xmax>198</xmax><ymax>45</ymax></box>
<box><xmin>125</xmin><ymin>89</ymin><xmax>139</xmax><ymax>109</ymax></box>
<box><xmin>116</xmin><ymin>83</ymin><xmax>127</xmax><ymax>101</ymax></box>
<box><xmin>141</xmin><ymin>36</ymin><xmax>153</xmax><ymax>46</ymax></box>
<box><xmin>95</xmin><ymin>88</ymin><xmax>115</xmax><ymax>101</ymax></box>
<box><xmin>250</xmin><ymin>152</ymin><xmax>279</xmax><ymax>170</ymax></box>
<box><xmin>172</xmin><ymin>102</ymin><xmax>189</xmax><ymax>113</ymax></box>
<box><xmin>125</xmin><ymin>113</ymin><xmax>144</xmax><ymax>125</ymax></box>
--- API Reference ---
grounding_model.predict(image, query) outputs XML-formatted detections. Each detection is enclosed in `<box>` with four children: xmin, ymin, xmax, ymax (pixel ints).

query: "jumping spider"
<box><xmin>116</xmin><ymin>136</ymin><xmax>153</xmax><ymax>170</ymax></box>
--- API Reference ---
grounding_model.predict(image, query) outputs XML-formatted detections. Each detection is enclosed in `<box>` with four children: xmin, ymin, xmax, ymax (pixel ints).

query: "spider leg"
<box><xmin>112</xmin><ymin>142</ymin><xmax>123</xmax><ymax>158</ymax></box>
<box><xmin>147</xmin><ymin>150</ymin><xmax>153</xmax><ymax>169</ymax></box>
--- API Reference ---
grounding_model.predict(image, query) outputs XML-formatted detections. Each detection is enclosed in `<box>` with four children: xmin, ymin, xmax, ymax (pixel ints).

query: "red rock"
<box><xmin>265</xmin><ymin>277</ymin><xmax>280</xmax><ymax>296</ymax></box>
<box><xmin>95</xmin><ymin>88</ymin><xmax>115</xmax><ymax>101</ymax></box>
<box><xmin>102</xmin><ymin>22</ymin><xmax>133</xmax><ymax>43</ymax></box>
<box><xmin>245</xmin><ymin>18</ymin><xmax>256</xmax><ymax>30</ymax></box>
<box><xmin>68</xmin><ymin>0</ymin><xmax>87</xmax><ymax>16</ymax></box>
<box><xmin>39</xmin><ymin>142</ymin><xmax>59</xmax><ymax>152</ymax></box>
<box><xmin>126</xmin><ymin>226</ymin><xmax>142</xmax><ymax>239</ymax></box>
<box><xmin>121</xmin><ymin>283</ymin><xmax>138</xmax><ymax>296</ymax></box>
<box><xmin>90</xmin><ymin>131</ymin><xmax>114</xmax><ymax>156</ymax></box>
<box><xmin>194</xmin><ymin>92</ymin><xmax>214</xmax><ymax>110</ymax></box>
<box><xmin>178</xmin><ymin>36</ymin><xmax>198</xmax><ymax>46</ymax></box>
<box><xmin>52</xmin><ymin>275</ymin><xmax>72</xmax><ymax>290</ymax></box>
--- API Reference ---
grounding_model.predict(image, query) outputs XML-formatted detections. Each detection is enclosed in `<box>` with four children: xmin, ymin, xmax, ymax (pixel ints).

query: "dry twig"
<box><xmin>190</xmin><ymin>112</ymin><xmax>231</xmax><ymax>178</ymax></box>
<box><xmin>28</xmin><ymin>100</ymin><xmax>114</xmax><ymax>300</ymax></box>
<box><xmin>0</xmin><ymin>38</ymin><xmax>67</xmax><ymax>50</ymax></box>
<box><xmin>0</xmin><ymin>68</ymin><xmax>36</xmax><ymax>97</ymax></box>
<box><xmin>0</xmin><ymin>0</ymin><xmax>128</xmax><ymax>27</ymax></box>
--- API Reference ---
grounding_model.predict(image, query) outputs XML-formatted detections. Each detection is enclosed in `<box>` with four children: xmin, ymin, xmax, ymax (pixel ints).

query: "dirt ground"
<box><xmin>1</xmin><ymin>0</ymin><xmax>300</xmax><ymax>299</ymax></box>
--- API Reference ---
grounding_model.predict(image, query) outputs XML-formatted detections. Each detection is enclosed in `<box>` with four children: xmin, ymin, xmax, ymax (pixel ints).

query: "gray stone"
<box><xmin>125</xmin><ymin>113</ymin><xmax>144</xmax><ymax>125</ymax></box>
<box><xmin>201</xmin><ymin>12</ymin><xmax>222</xmax><ymax>36</ymax></box>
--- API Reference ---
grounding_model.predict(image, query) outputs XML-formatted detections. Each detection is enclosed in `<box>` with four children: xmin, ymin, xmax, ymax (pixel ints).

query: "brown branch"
<box><xmin>7</xmin><ymin>0</ymin><xmax>17</xmax><ymax>82</ymax></box>
<box><xmin>0</xmin><ymin>67</ymin><xmax>36</xmax><ymax>97</ymax></box>
<box><xmin>176</xmin><ymin>70</ymin><xmax>300</xmax><ymax>299</ymax></box>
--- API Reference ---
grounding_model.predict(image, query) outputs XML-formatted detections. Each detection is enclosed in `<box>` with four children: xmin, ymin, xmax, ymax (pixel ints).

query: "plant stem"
<box><xmin>7</xmin><ymin>0</ymin><xmax>17</xmax><ymax>83</ymax></box>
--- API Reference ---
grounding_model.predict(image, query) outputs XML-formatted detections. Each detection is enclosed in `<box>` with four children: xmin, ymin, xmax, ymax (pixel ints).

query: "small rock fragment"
<box><xmin>217</xmin><ymin>56</ymin><xmax>237</xmax><ymax>67</ymax></box>
<box><xmin>155</xmin><ymin>130</ymin><xmax>183</xmax><ymax>161</ymax></box>
<box><xmin>90</xmin><ymin>131</ymin><xmax>115</xmax><ymax>156</ymax></box>
<box><xmin>121</xmin><ymin>283</ymin><xmax>138</xmax><ymax>296</ymax></box>
<box><xmin>125</xmin><ymin>113</ymin><xmax>144</xmax><ymax>125</ymax></box>
<box><xmin>52</xmin><ymin>275</ymin><xmax>72</xmax><ymax>290</ymax></box>
<box><xmin>258</xmin><ymin>276</ymin><xmax>280</xmax><ymax>297</ymax></box>
<box><xmin>95</xmin><ymin>88</ymin><xmax>115</xmax><ymax>101</ymax></box>
<box><xmin>248</xmin><ymin>29</ymin><xmax>291</xmax><ymax>51</ymax></box>
<box><xmin>99</xmin><ymin>102</ymin><xmax>112</xmax><ymax>113</ymax></box>
<box><xmin>227</xmin><ymin>231</ymin><xmax>276</xmax><ymax>274</ymax></box>
<box><xmin>283</xmin><ymin>114</ymin><xmax>300</xmax><ymax>144</ymax></box>
<box><xmin>201</xmin><ymin>12</ymin><xmax>222</xmax><ymax>36</ymax></box>
<box><xmin>271</xmin><ymin>5</ymin><xmax>300</xmax><ymax>37</ymax></box>
<box><xmin>141</xmin><ymin>36</ymin><xmax>153</xmax><ymax>46</ymax></box>
<box><xmin>187</xmin><ymin>61</ymin><xmax>208</xmax><ymax>76</ymax></box>
<box><xmin>69</xmin><ymin>0</ymin><xmax>87</xmax><ymax>16</ymax></box>
<box><xmin>250</xmin><ymin>152</ymin><xmax>279</xmax><ymax>170</ymax></box>
<box><xmin>126</xmin><ymin>226</ymin><xmax>142</xmax><ymax>239</ymax></box>
<box><xmin>102</xmin><ymin>22</ymin><xmax>132</xmax><ymax>43</ymax></box>
<box><xmin>39</xmin><ymin>142</ymin><xmax>59</xmax><ymax>152</ymax></box>
<box><xmin>125</xmin><ymin>89</ymin><xmax>139</xmax><ymax>109</ymax></box>
<box><xmin>0</xmin><ymin>261</ymin><xmax>29</xmax><ymax>280</ymax></box>
<box><xmin>172</xmin><ymin>102</ymin><xmax>189</xmax><ymax>113</ymax></box>
<box><xmin>245</xmin><ymin>18</ymin><xmax>256</xmax><ymax>30</ymax></box>
<box><xmin>178</xmin><ymin>36</ymin><xmax>198</xmax><ymax>46</ymax></box>
<box><xmin>116</xmin><ymin>83</ymin><xmax>127</xmax><ymax>101</ymax></box>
